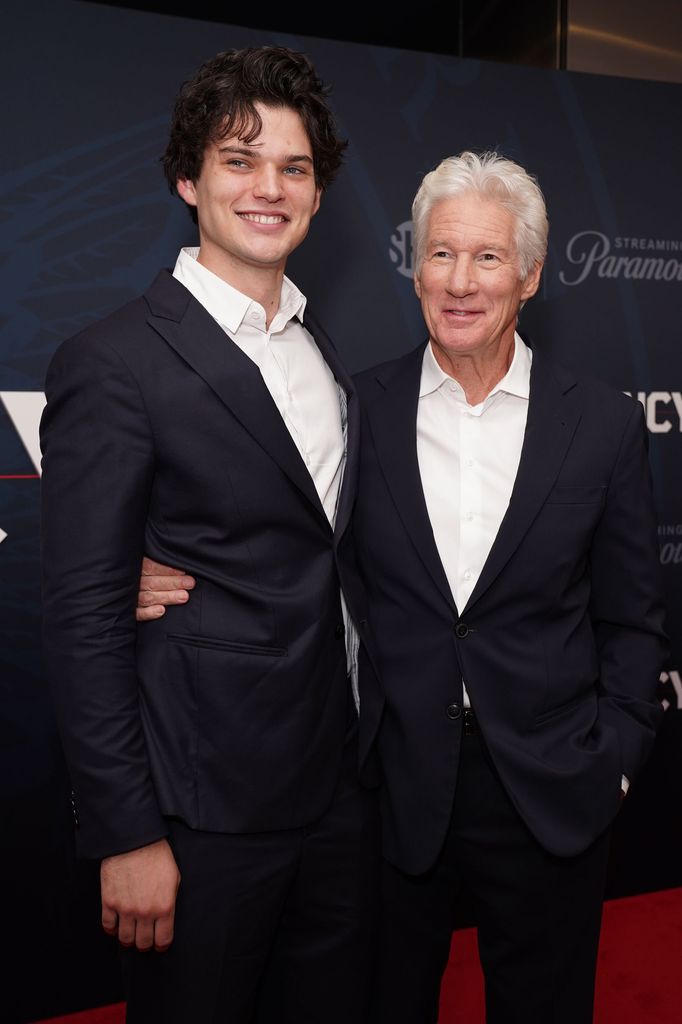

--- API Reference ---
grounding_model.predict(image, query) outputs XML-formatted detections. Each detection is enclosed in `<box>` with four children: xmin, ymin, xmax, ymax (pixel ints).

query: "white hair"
<box><xmin>412</xmin><ymin>150</ymin><xmax>548</xmax><ymax>278</ymax></box>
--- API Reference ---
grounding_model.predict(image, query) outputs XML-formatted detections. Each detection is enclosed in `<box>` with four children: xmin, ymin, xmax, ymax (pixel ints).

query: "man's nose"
<box><xmin>446</xmin><ymin>257</ymin><xmax>476</xmax><ymax>295</ymax></box>
<box><xmin>253</xmin><ymin>165</ymin><xmax>283</xmax><ymax>202</ymax></box>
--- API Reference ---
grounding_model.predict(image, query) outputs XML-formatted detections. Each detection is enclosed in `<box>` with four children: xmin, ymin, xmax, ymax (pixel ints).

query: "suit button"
<box><xmin>454</xmin><ymin>623</ymin><xmax>469</xmax><ymax>639</ymax></box>
<box><xmin>335</xmin><ymin>624</ymin><xmax>345</xmax><ymax>638</ymax></box>
<box><xmin>446</xmin><ymin>703</ymin><xmax>462</xmax><ymax>720</ymax></box>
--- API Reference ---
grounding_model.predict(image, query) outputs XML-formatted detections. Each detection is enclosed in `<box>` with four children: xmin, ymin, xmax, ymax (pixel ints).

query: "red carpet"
<box><xmin>32</xmin><ymin>887</ymin><xmax>682</xmax><ymax>1023</ymax></box>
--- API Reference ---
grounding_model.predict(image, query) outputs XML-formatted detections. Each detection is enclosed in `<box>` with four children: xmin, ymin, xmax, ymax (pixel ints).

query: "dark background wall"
<box><xmin>1</xmin><ymin>2</ymin><xmax>681</xmax><ymax>1021</ymax></box>
<box><xmin>86</xmin><ymin>0</ymin><xmax>682</xmax><ymax>79</ymax></box>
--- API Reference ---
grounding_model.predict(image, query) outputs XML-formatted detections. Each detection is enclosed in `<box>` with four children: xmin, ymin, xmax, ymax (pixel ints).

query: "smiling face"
<box><xmin>176</xmin><ymin>103</ymin><xmax>321</xmax><ymax>292</ymax></box>
<box><xmin>415</xmin><ymin>192</ymin><xmax>543</xmax><ymax>376</ymax></box>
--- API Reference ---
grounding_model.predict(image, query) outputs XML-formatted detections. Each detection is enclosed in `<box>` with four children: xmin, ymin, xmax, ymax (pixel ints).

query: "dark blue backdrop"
<box><xmin>2</xmin><ymin>3</ymin><xmax>681</xmax><ymax>1020</ymax></box>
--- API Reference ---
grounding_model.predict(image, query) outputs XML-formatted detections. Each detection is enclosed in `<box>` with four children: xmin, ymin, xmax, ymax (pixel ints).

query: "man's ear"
<box><xmin>176</xmin><ymin>178</ymin><xmax>198</xmax><ymax>208</ymax></box>
<box><xmin>414</xmin><ymin>271</ymin><xmax>422</xmax><ymax>300</ymax></box>
<box><xmin>312</xmin><ymin>186</ymin><xmax>322</xmax><ymax>218</ymax></box>
<box><xmin>521</xmin><ymin>260</ymin><xmax>544</xmax><ymax>301</ymax></box>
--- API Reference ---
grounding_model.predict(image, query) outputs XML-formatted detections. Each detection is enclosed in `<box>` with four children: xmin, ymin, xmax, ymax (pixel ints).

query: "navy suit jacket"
<box><xmin>40</xmin><ymin>270</ymin><xmax>360</xmax><ymax>860</ymax></box>
<box><xmin>349</xmin><ymin>340</ymin><xmax>668</xmax><ymax>875</ymax></box>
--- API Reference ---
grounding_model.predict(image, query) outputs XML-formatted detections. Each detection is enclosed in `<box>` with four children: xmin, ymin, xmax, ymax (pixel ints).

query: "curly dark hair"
<box><xmin>163</xmin><ymin>46</ymin><xmax>348</xmax><ymax>221</ymax></box>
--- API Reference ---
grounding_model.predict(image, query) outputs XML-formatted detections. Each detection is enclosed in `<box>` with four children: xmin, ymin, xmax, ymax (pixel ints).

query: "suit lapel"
<box><xmin>464</xmin><ymin>349</ymin><xmax>581</xmax><ymax>612</ymax></box>
<box><xmin>365</xmin><ymin>343</ymin><xmax>456</xmax><ymax>611</ymax></box>
<box><xmin>303</xmin><ymin>310</ymin><xmax>359</xmax><ymax>542</ymax></box>
<box><xmin>144</xmin><ymin>271</ymin><xmax>326</xmax><ymax>522</ymax></box>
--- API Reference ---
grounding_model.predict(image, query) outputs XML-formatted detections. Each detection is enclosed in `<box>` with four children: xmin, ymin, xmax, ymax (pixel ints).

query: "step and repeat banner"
<box><xmin>3</xmin><ymin>2</ymin><xmax>681</xmax><ymax>1019</ymax></box>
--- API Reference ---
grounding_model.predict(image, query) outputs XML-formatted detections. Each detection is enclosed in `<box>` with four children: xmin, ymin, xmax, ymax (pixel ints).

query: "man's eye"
<box><xmin>284</xmin><ymin>166</ymin><xmax>305</xmax><ymax>175</ymax></box>
<box><xmin>480</xmin><ymin>253</ymin><xmax>499</xmax><ymax>262</ymax></box>
<box><xmin>226</xmin><ymin>159</ymin><xmax>249</xmax><ymax>168</ymax></box>
<box><xmin>432</xmin><ymin>251</ymin><xmax>451</xmax><ymax>259</ymax></box>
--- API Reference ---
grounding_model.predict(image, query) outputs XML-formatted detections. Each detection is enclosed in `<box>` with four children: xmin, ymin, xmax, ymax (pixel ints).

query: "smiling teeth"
<box><xmin>241</xmin><ymin>213</ymin><xmax>285</xmax><ymax>224</ymax></box>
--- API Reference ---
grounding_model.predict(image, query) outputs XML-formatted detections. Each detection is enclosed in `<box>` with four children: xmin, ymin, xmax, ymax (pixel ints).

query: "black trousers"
<box><xmin>371</xmin><ymin>724</ymin><xmax>612</xmax><ymax>1024</ymax></box>
<box><xmin>121</xmin><ymin>726</ymin><xmax>380</xmax><ymax>1024</ymax></box>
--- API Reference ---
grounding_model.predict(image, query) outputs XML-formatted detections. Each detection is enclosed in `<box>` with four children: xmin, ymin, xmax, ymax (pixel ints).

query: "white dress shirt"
<box><xmin>417</xmin><ymin>333</ymin><xmax>531</xmax><ymax>707</ymax></box>
<box><xmin>172</xmin><ymin>248</ymin><xmax>358</xmax><ymax>701</ymax></box>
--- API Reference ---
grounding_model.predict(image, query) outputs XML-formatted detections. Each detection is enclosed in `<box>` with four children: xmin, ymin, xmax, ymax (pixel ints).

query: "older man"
<box><xmin>138</xmin><ymin>151</ymin><xmax>667</xmax><ymax>1023</ymax></box>
<box><xmin>350</xmin><ymin>151</ymin><xmax>667</xmax><ymax>1023</ymax></box>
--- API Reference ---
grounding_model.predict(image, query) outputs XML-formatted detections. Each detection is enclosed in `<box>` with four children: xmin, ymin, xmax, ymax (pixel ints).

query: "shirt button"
<box><xmin>335</xmin><ymin>624</ymin><xmax>345</xmax><ymax>639</ymax></box>
<box><xmin>446</xmin><ymin>703</ymin><xmax>462</xmax><ymax>720</ymax></box>
<box><xmin>463</xmin><ymin>569</ymin><xmax>472</xmax><ymax>580</ymax></box>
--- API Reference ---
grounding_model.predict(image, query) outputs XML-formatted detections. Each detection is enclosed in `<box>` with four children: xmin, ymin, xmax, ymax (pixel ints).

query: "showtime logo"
<box><xmin>560</xmin><ymin>232</ymin><xmax>682</xmax><ymax>286</ymax></box>
<box><xmin>389</xmin><ymin>220</ymin><xmax>415</xmax><ymax>278</ymax></box>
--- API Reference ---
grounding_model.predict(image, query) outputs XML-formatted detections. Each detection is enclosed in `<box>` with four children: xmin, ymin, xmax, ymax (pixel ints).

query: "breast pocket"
<box><xmin>544</xmin><ymin>485</ymin><xmax>606</xmax><ymax>506</ymax></box>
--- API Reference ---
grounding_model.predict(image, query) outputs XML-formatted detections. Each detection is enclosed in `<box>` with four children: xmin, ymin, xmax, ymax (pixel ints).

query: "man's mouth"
<box><xmin>238</xmin><ymin>213</ymin><xmax>288</xmax><ymax>225</ymax></box>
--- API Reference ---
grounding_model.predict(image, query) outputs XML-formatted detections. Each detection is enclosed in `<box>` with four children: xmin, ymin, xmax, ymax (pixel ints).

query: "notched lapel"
<box><xmin>464</xmin><ymin>353</ymin><xmax>581</xmax><ymax>612</ymax></box>
<box><xmin>366</xmin><ymin>345</ymin><xmax>456</xmax><ymax>611</ymax></box>
<box><xmin>304</xmin><ymin>311</ymin><xmax>359</xmax><ymax>542</ymax></box>
<box><xmin>144</xmin><ymin>272</ymin><xmax>327</xmax><ymax>522</ymax></box>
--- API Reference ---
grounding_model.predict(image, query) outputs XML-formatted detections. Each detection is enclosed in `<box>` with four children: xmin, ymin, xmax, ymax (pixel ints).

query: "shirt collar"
<box><xmin>173</xmin><ymin>247</ymin><xmax>307</xmax><ymax>333</ymax></box>
<box><xmin>419</xmin><ymin>332</ymin><xmax>532</xmax><ymax>401</ymax></box>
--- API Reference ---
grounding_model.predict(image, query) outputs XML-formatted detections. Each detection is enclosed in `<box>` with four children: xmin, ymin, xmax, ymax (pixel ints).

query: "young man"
<box><xmin>40</xmin><ymin>47</ymin><xmax>379</xmax><ymax>1024</ymax></box>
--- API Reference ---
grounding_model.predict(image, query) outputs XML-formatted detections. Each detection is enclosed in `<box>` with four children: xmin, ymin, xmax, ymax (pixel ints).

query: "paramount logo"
<box><xmin>560</xmin><ymin>232</ymin><xmax>682</xmax><ymax>286</ymax></box>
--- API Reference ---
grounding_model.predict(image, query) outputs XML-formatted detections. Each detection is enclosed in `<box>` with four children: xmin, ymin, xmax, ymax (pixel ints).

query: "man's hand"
<box><xmin>136</xmin><ymin>557</ymin><xmax>195</xmax><ymax>621</ymax></box>
<box><xmin>101</xmin><ymin>838</ymin><xmax>181</xmax><ymax>952</ymax></box>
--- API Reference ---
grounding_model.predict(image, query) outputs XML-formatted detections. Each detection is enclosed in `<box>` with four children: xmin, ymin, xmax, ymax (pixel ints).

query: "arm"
<box><xmin>589</xmin><ymin>400</ymin><xmax>668</xmax><ymax>782</ymax></box>
<box><xmin>41</xmin><ymin>333</ymin><xmax>180</xmax><ymax>948</ymax></box>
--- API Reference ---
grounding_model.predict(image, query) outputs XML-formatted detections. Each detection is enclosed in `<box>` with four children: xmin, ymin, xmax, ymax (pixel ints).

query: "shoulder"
<box><xmin>50</xmin><ymin>295</ymin><xmax>149</xmax><ymax>369</ymax></box>
<box><xmin>353</xmin><ymin>344</ymin><xmax>426</xmax><ymax>399</ymax></box>
<box><xmin>47</xmin><ymin>268</ymin><xmax>181</xmax><ymax>376</ymax></box>
<box><xmin>533</xmin><ymin>345</ymin><xmax>641</xmax><ymax>424</ymax></box>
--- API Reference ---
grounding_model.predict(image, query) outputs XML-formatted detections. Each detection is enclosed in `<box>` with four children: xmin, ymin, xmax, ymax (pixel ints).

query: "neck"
<box><xmin>196</xmin><ymin>247</ymin><xmax>285</xmax><ymax>330</ymax></box>
<box><xmin>432</xmin><ymin>335</ymin><xmax>516</xmax><ymax>406</ymax></box>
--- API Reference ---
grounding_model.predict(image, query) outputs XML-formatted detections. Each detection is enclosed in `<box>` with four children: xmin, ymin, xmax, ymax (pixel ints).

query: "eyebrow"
<box><xmin>217</xmin><ymin>145</ymin><xmax>314</xmax><ymax>166</ymax></box>
<box><xmin>428</xmin><ymin>239</ymin><xmax>510</xmax><ymax>254</ymax></box>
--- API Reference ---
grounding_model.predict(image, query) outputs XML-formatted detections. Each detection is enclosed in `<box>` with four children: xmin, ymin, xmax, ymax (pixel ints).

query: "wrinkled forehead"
<box><xmin>426</xmin><ymin>194</ymin><xmax>518</xmax><ymax>249</ymax></box>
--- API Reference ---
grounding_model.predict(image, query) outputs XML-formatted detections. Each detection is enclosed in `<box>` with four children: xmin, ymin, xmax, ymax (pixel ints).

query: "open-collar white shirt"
<box><xmin>173</xmin><ymin>247</ymin><xmax>345</xmax><ymax>526</ymax></box>
<box><xmin>172</xmin><ymin>247</ymin><xmax>359</xmax><ymax>702</ymax></box>
<box><xmin>417</xmin><ymin>332</ymin><xmax>531</xmax><ymax>707</ymax></box>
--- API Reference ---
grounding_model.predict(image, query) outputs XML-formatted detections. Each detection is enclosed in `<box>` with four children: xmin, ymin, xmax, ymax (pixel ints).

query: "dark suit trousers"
<box><xmin>371</xmin><ymin>725</ymin><xmax>611</xmax><ymax>1024</ymax></box>
<box><xmin>121</xmin><ymin>713</ymin><xmax>380</xmax><ymax>1024</ymax></box>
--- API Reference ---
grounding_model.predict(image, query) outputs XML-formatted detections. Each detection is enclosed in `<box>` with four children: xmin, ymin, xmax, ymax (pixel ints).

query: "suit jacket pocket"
<box><xmin>167</xmin><ymin>633</ymin><xmax>287</xmax><ymax>657</ymax></box>
<box><xmin>544</xmin><ymin>485</ymin><xmax>606</xmax><ymax>505</ymax></box>
<box><xmin>533</xmin><ymin>691</ymin><xmax>596</xmax><ymax>728</ymax></box>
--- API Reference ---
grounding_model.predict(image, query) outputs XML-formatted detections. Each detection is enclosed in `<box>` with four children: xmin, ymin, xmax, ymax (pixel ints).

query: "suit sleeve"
<box><xmin>40</xmin><ymin>333</ymin><xmax>167</xmax><ymax>859</ymax></box>
<box><xmin>589</xmin><ymin>399</ymin><xmax>668</xmax><ymax>782</ymax></box>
